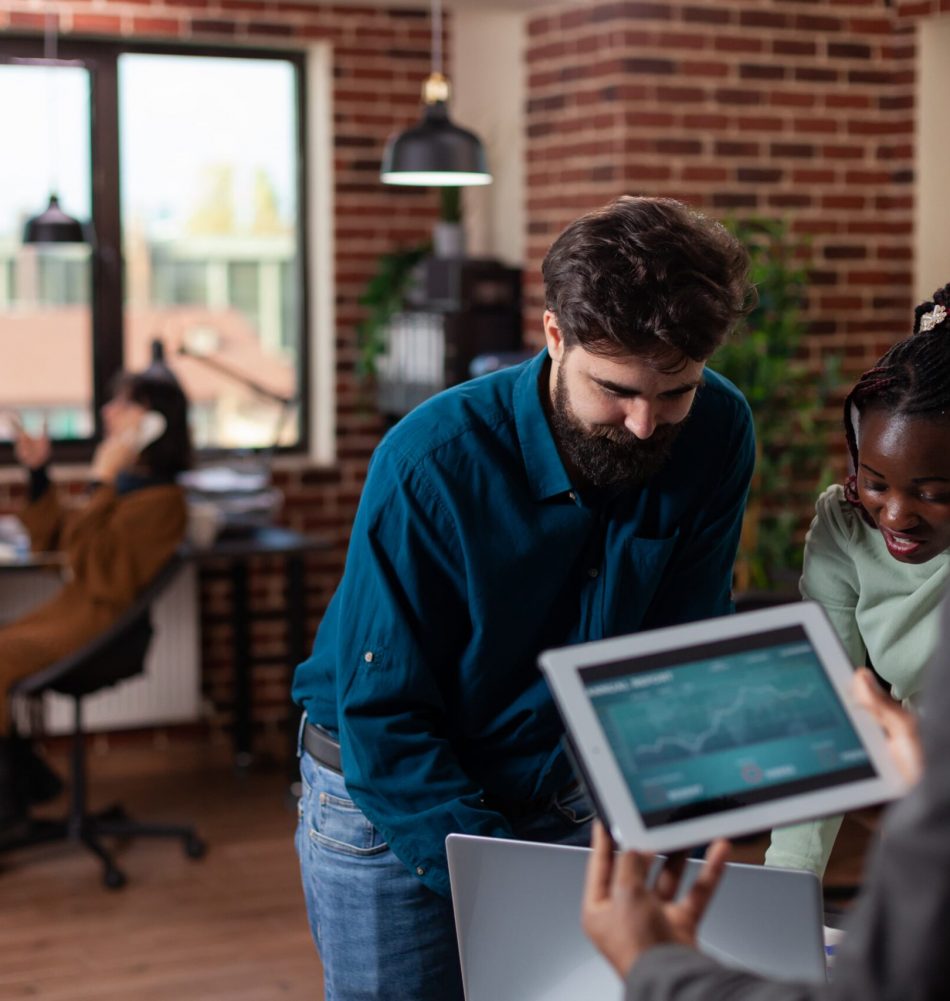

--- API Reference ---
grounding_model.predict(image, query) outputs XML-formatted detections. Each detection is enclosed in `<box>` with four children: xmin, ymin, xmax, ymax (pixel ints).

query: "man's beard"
<box><xmin>548</xmin><ymin>364</ymin><xmax>686</xmax><ymax>489</ymax></box>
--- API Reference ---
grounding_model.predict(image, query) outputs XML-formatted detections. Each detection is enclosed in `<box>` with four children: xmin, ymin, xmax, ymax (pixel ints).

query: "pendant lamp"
<box><xmin>23</xmin><ymin>13</ymin><xmax>88</xmax><ymax>244</ymax></box>
<box><xmin>23</xmin><ymin>194</ymin><xmax>86</xmax><ymax>244</ymax></box>
<box><xmin>381</xmin><ymin>0</ymin><xmax>492</xmax><ymax>187</ymax></box>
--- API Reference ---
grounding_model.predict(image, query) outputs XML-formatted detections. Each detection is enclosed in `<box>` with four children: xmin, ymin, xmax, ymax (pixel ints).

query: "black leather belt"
<box><xmin>483</xmin><ymin>779</ymin><xmax>581</xmax><ymax>822</ymax></box>
<box><xmin>303</xmin><ymin>721</ymin><xmax>342</xmax><ymax>773</ymax></box>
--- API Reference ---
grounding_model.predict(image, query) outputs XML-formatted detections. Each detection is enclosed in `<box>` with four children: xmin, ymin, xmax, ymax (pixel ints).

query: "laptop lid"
<box><xmin>447</xmin><ymin>834</ymin><xmax>826</xmax><ymax>1001</ymax></box>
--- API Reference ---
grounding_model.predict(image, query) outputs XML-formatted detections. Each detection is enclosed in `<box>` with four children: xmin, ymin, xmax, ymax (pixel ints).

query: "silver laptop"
<box><xmin>447</xmin><ymin>834</ymin><xmax>826</xmax><ymax>1001</ymax></box>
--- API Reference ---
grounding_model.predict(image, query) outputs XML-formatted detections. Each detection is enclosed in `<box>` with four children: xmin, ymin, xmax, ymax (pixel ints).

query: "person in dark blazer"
<box><xmin>582</xmin><ymin>598</ymin><xmax>944</xmax><ymax>1000</ymax></box>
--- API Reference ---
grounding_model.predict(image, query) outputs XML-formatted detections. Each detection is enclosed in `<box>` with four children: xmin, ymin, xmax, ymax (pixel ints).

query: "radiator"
<box><xmin>0</xmin><ymin>564</ymin><xmax>202</xmax><ymax>734</ymax></box>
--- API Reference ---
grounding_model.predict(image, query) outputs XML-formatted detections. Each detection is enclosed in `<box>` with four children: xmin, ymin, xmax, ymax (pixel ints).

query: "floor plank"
<box><xmin>0</xmin><ymin>740</ymin><xmax>324</xmax><ymax>1001</ymax></box>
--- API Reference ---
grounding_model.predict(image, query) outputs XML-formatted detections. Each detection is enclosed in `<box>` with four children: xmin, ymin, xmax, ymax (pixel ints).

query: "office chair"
<box><xmin>2</xmin><ymin>554</ymin><xmax>206</xmax><ymax>889</ymax></box>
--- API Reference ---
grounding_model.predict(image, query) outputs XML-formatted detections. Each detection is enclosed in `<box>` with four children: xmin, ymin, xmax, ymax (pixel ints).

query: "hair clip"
<box><xmin>919</xmin><ymin>303</ymin><xmax>948</xmax><ymax>332</ymax></box>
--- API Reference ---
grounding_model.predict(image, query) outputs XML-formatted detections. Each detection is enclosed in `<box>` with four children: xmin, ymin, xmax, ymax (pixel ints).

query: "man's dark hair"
<box><xmin>111</xmin><ymin>371</ymin><xmax>193</xmax><ymax>479</ymax></box>
<box><xmin>843</xmin><ymin>282</ymin><xmax>950</xmax><ymax>520</ymax></box>
<box><xmin>541</xmin><ymin>196</ymin><xmax>752</xmax><ymax>362</ymax></box>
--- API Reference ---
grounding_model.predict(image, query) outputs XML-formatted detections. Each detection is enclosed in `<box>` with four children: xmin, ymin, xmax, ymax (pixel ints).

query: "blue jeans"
<box><xmin>295</xmin><ymin>750</ymin><xmax>594</xmax><ymax>1001</ymax></box>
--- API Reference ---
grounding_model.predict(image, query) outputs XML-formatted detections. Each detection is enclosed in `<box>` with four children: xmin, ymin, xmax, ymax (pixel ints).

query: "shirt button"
<box><xmin>568</xmin><ymin>491</ymin><xmax>577</xmax><ymax>502</ymax></box>
<box><xmin>588</xmin><ymin>567</ymin><xmax>599</xmax><ymax>578</ymax></box>
<box><xmin>416</xmin><ymin>866</ymin><xmax>426</xmax><ymax>876</ymax></box>
<box><xmin>363</xmin><ymin>651</ymin><xmax>374</xmax><ymax>663</ymax></box>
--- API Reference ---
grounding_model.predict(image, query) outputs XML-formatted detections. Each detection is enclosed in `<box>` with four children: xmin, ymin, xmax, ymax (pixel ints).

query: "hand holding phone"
<box><xmin>92</xmin><ymin>411</ymin><xmax>166</xmax><ymax>483</ymax></box>
<box><xmin>135</xmin><ymin>411</ymin><xmax>167</xmax><ymax>451</ymax></box>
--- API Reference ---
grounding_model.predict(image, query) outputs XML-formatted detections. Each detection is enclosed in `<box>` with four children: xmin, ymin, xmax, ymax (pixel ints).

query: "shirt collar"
<box><xmin>514</xmin><ymin>349</ymin><xmax>573</xmax><ymax>501</ymax></box>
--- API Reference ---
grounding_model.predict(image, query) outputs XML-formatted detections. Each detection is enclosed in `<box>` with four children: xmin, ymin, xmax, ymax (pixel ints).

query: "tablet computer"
<box><xmin>539</xmin><ymin>601</ymin><xmax>907</xmax><ymax>853</ymax></box>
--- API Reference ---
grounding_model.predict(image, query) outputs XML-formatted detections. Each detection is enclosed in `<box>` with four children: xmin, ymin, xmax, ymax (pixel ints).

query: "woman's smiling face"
<box><xmin>856</xmin><ymin>409</ymin><xmax>950</xmax><ymax>564</ymax></box>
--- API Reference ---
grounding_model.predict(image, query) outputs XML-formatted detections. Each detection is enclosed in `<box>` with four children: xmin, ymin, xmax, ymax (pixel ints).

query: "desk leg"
<box><xmin>231</xmin><ymin>560</ymin><xmax>252</xmax><ymax>768</ymax></box>
<box><xmin>286</xmin><ymin>554</ymin><xmax>306</xmax><ymax>774</ymax></box>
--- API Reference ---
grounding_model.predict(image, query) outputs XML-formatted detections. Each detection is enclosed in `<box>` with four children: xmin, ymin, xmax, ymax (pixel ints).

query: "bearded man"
<box><xmin>292</xmin><ymin>196</ymin><xmax>756</xmax><ymax>1001</ymax></box>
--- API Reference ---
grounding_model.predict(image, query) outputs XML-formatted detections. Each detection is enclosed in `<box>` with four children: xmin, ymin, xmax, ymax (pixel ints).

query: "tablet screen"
<box><xmin>582</xmin><ymin>625</ymin><xmax>877</xmax><ymax>827</ymax></box>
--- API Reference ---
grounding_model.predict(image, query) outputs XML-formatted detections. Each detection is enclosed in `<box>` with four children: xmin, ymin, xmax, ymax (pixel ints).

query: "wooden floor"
<box><xmin>0</xmin><ymin>739</ymin><xmax>324</xmax><ymax>1001</ymax></box>
<box><xmin>0</xmin><ymin>738</ymin><xmax>875</xmax><ymax>1000</ymax></box>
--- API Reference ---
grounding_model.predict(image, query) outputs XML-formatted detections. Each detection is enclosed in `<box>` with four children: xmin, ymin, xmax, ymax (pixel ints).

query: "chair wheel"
<box><xmin>185</xmin><ymin>835</ymin><xmax>206</xmax><ymax>859</ymax></box>
<box><xmin>103</xmin><ymin>866</ymin><xmax>127</xmax><ymax>890</ymax></box>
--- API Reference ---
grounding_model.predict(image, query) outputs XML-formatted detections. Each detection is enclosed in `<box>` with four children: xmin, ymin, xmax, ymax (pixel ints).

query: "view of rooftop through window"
<box><xmin>0</xmin><ymin>50</ymin><xmax>303</xmax><ymax>453</ymax></box>
<box><xmin>0</xmin><ymin>62</ymin><xmax>94</xmax><ymax>441</ymax></box>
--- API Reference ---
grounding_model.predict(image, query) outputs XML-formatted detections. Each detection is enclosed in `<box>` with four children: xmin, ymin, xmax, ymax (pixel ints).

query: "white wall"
<box><xmin>452</xmin><ymin>8</ymin><xmax>526</xmax><ymax>268</ymax></box>
<box><xmin>916</xmin><ymin>17</ymin><xmax>950</xmax><ymax>303</ymax></box>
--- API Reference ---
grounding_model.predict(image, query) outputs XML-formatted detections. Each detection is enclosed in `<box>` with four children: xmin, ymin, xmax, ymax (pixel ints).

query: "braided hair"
<box><xmin>843</xmin><ymin>282</ymin><xmax>950</xmax><ymax>524</ymax></box>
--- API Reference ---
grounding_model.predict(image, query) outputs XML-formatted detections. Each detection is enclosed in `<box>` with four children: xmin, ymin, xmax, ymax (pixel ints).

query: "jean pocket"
<box><xmin>553</xmin><ymin>782</ymin><xmax>595</xmax><ymax>825</ymax></box>
<box><xmin>310</xmin><ymin>787</ymin><xmax>390</xmax><ymax>858</ymax></box>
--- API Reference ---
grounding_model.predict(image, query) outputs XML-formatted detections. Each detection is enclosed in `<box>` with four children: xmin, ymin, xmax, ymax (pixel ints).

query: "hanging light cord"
<box><xmin>44</xmin><ymin>11</ymin><xmax>61</xmax><ymax>198</ymax></box>
<box><xmin>431</xmin><ymin>0</ymin><xmax>443</xmax><ymax>77</ymax></box>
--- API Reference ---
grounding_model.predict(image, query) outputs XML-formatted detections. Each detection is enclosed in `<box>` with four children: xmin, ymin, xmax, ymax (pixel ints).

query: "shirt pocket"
<box><xmin>610</xmin><ymin>529</ymin><xmax>681</xmax><ymax>632</ymax></box>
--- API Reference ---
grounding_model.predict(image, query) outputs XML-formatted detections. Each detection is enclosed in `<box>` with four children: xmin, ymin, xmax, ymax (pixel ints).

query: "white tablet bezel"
<box><xmin>539</xmin><ymin>601</ymin><xmax>908</xmax><ymax>853</ymax></box>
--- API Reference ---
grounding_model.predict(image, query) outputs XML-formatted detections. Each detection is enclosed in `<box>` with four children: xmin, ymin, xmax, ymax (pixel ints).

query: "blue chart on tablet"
<box><xmin>583</xmin><ymin>626</ymin><xmax>876</xmax><ymax>826</ymax></box>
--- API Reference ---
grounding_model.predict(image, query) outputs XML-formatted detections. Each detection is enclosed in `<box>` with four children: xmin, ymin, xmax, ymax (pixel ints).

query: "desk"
<box><xmin>1</xmin><ymin>527</ymin><xmax>330</xmax><ymax>766</ymax></box>
<box><xmin>184</xmin><ymin>526</ymin><xmax>330</xmax><ymax>767</ymax></box>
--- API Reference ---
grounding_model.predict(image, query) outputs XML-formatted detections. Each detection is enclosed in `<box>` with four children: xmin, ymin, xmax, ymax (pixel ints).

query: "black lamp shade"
<box><xmin>381</xmin><ymin>102</ymin><xmax>491</xmax><ymax>187</ymax></box>
<box><xmin>23</xmin><ymin>194</ymin><xmax>87</xmax><ymax>244</ymax></box>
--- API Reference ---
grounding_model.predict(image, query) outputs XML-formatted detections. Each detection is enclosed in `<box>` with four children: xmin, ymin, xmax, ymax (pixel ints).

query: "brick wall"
<box><xmin>0</xmin><ymin>0</ymin><xmax>441</xmax><ymax>750</ymax></box>
<box><xmin>523</xmin><ymin>0</ymin><xmax>923</xmax><ymax>379</ymax></box>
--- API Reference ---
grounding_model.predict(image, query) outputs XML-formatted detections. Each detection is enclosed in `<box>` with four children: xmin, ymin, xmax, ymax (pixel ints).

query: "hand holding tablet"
<box><xmin>540</xmin><ymin>602</ymin><xmax>907</xmax><ymax>854</ymax></box>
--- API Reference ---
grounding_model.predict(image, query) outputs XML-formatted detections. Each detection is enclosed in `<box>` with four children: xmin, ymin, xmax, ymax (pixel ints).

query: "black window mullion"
<box><xmin>89</xmin><ymin>48</ymin><xmax>122</xmax><ymax>444</ymax></box>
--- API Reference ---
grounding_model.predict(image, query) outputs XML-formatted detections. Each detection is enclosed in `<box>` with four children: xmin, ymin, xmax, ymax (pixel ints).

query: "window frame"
<box><xmin>0</xmin><ymin>36</ymin><xmax>311</xmax><ymax>463</ymax></box>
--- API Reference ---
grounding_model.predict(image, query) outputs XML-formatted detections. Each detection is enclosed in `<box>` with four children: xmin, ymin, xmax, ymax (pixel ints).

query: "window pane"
<box><xmin>119</xmin><ymin>54</ymin><xmax>301</xmax><ymax>450</ymax></box>
<box><xmin>0</xmin><ymin>62</ymin><xmax>93</xmax><ymax>443</ymax></box>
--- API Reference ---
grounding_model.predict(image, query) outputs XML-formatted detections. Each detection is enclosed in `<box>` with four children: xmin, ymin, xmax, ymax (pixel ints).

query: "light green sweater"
<box><xmin>765</xmin><ymin>484</ymin><xmax>950</xmax><ymax>876</ymax></box>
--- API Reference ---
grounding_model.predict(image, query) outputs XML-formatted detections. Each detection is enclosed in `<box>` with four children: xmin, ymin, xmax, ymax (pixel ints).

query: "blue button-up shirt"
<box><xmin>293</xmin><ymin>350</ymin><xmax>754</xmax><ymax>896</ymax></box>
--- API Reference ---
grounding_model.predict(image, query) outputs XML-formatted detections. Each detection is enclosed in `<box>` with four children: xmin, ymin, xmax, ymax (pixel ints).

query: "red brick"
<box><xmin>682</xmin><ymin>5</ymin><xmax>731</xmax><ymax>25</ymax></box>
<box><xmin>656</xmin><ymin>31</ymin><xmax>706</xmax><ymax>50</ymax></box>
<box><xmin>792</xmin><ymin>168</ymin><xmax>837</xmax><ymax>184</ymax></box>
<box><xmin>131</xmin><ymin>16</ymin><xmax>182</xmax><ymax>35</ymax></box>
<box><xmin>679</xmin><ymin>60</ymin><xmax>730</xmax><ymax>77</ymax></box>
<box><xmin>825</xmin><ymin>93</ymin><xmax>873</xmax><ymax>109</ymax></box>
<box><xmin>737</xmin><ymin>115</ymin><xmax>784</xmax><ymax>132</ymax></box>
<box><xmin>682</xmin><ymin>113</ymin><xmax>729</xmax><ymax>129</ymax></box>
<box><xmin>716</xmin><ymin>88</ymin><xmax>762</xmax><ymax>105</ymax></box>
<box><xmin>773</xmin><ymin>39</ymin><xmax>818</xmax><ymax>57</ymax></box>
<box><xmin>737</xmin><ymin>167</ymin><xmax>783</xmax><ymax>183</ymax></box>
<box><xmin>740</xmin><ymin>64</ymin><xmax>785</xmax><ymax>81</ymax></box>
<box><xmin>770</xmin><ymin>91</ymin><xmax>817</xmax><ymax>109</ymax></box>
<box><xmin>681</xmin><ymin>166</ymin><xmax>729</xmax><ymax>182</ymax></box>
<box><xmin>71</xmin><ymin>13</ymin><xmax>124</xmax><ymax>32</ymax></box>
<box><xmin>739</xmin><ymin>10</ymin><xmax>788</xmax><ymax>29</ymax></box>
<box><xmin>656</xmin><ymin>85</ymin><xmax>705</xmax><ymax>103</ymax></box>
<box><xmin>714</xmin><ymin>35</ymin><xmax>764</xmax><ymax>53</ymax></box>
<box><xmin>13</xmin><ymin>10</ymin><xmax>64</xmax><ymax>29</ymax></box>
<box><xmin>823</xmin><ymin>145</ymin><xmax>865</xmax><ymax>160</ymax></box>
<box><xmin>793</xmin><ymin>117</ymin><xmax>839</xmax><ymax>134</ymax></box>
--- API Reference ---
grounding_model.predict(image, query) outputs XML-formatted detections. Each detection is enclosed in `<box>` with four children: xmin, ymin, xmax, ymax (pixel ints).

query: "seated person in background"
<box><xmin>0</xmin><ymin>369</ymin><xmax>191</xmax><ymax>828</ymax></box>
<box><xmin>582</xmin><ymin>614</ymin><xmax>939</xmax><ymax>1001</ymax></box>
<box><xmin>766</xmin><ymin>282</ymin><xmax>950</xmax><ymax>877</ymax></box>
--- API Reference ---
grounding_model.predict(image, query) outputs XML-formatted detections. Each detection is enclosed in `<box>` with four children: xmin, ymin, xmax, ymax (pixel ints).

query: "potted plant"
<box><xmin>357</xmin><ymin>187</ymin><xmax>465</xmax><ymax>380</ymax></box>
<box><xmin>713</xmin><ymin>218</ymin><xmax>841</xmax><ymax>596</ymax></box>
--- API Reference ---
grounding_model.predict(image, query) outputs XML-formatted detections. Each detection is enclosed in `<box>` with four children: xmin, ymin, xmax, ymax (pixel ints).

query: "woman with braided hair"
<box><xmin>765</xmin><ymin>283</ymin><xmax>950</xmax><ymax>877</ymax></box>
